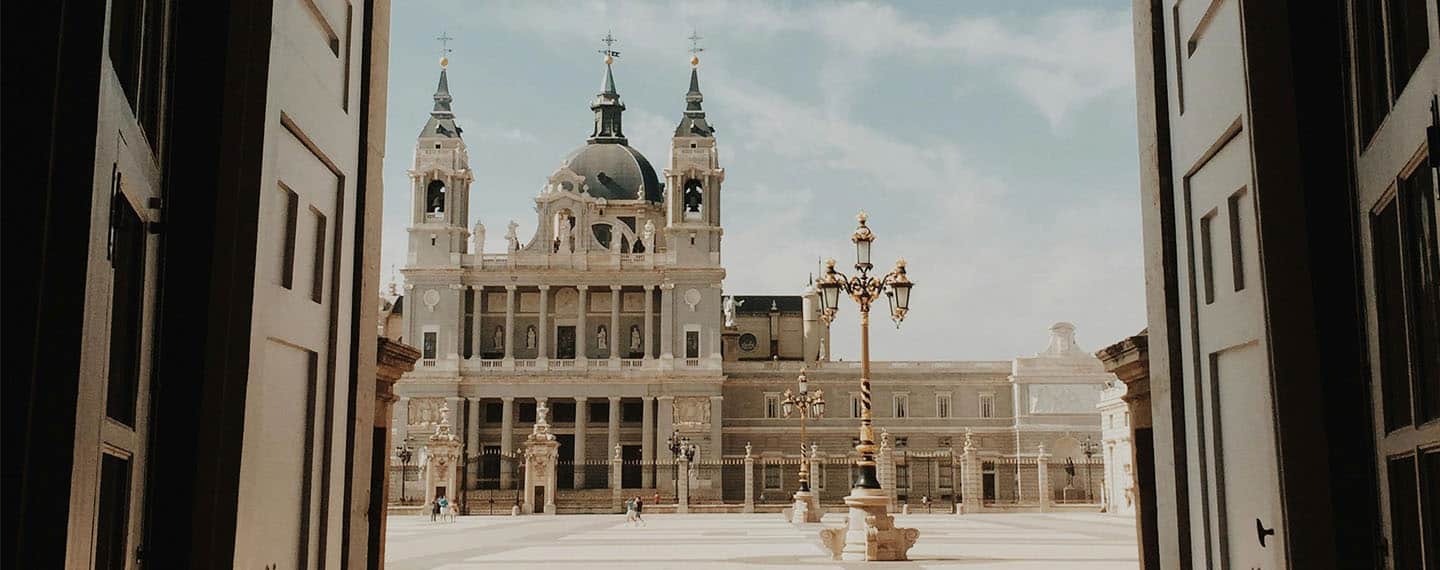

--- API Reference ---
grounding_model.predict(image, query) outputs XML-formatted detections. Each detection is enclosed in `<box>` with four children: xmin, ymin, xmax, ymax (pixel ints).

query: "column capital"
<box><xmin>577</xmin><ymin>284</ymin><xmax>590</xmax><ymax>291</ymax></box>
<box><xmin>642</xmin><ymin>395</ymin><xmax>656</xmax><ymax>402</ymax></box>
<box><xmin>501</xmin><ymin>396</ymin><xmax>515</xmax><ymax>402</ymax></box>
<box><xmin>574</xmin><ymin>396</ymin><xmax>589</xmax><ymax>402</ymax></box>
<box><xmin>449</xmin><ymin>283</ymin><xmax>465</xmax><ymax>290</ymax></box>
<box><xmin>610</xmin><ymin>284</ymin><xmax>623</xmax><ymax>291</ymax></box>
<box><xmin>661</xmin><ymin>283</ymin><xmax>676</xmax><ymax>290</ymax></box>
<box><xmin>538</xmin><ymin>284</ymin><xmax>551</xmax><ymax>291</ymax></box>
<box><xmin>505</xmin><ymin>284</ymin><xmax>517</xmax><ymax>291</ymax></box>
<box><xmin>658</xmin><ymin>395</ymin><xmax>674</xmax><ymax>401</ymax></box>
<box><xmin>643</xmin><ymin>284</ymin><xmax>655</xmax><ymax>291</ymax></box>
<box><xmin>608</xmin><ymin>395</ymin><xmax>622</xmax><ymax>403</ymax></box>
<box><xmin>710</xmin><ymin>395</ymin><xmax>724</xmax><ymax>401</ymax></box>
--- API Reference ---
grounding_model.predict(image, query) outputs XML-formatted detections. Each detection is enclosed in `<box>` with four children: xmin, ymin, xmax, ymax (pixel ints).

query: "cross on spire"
<box><xmin>598</xmin><ymin>30</ymin><xmax>621</xmax><ymax>59</ymax></box>
<box><xmin>688</xmin><ymin>30</ymin><xmax>704</xmax><ymax>56</ymax></box>
<box><xmin>436</xmin><ymin>32</ymin><xmax>454</xmax><ymax>58</ymax></box>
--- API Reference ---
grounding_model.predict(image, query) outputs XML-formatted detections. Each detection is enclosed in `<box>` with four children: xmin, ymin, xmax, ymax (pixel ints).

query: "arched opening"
<box><xmin>591</xmin><ymin>223</ymin><xmax>612</xmax><ymax>250</ymax></box>
<box><xmin>426</xmin><ymin>179</ymin><xmax>446</xmax><ymax>216</ymax></box>
<box><xmin>682</xmin><ymin>179</ymin><xmax>703</xmax><ymax>220</ymax></box>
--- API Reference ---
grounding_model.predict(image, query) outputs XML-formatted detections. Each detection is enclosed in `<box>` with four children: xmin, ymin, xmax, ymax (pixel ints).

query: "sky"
<box><xmin>381</xmin><ymin>0</ymin><xmax>1145</xmax><ymax>362</ymax></box>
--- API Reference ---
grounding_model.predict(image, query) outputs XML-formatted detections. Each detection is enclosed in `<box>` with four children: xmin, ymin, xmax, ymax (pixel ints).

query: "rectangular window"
<box><xmin>1228</xmin><ymin>189</ymin><xmax>1247</xmax><ymax>291</ymax></box>
<box><xmin>422</xmin><ymin>331</ymin><xmax>437</xmax><ymax>361</ymax></box>
<box><xmin>893</xmin><ymin>394</ymin><xmax>909</xmax><ymax>418</ymax></box>
<box><xmin>94</xmin><ymin>453</ymin><xmax>132</xmax><ymax>570</ymax></box>
<box><xmin>136</xmin><ymin>0</ymin><xmax>167</xmax><ymax>140</ymax></box>
<box><xmin>1386</xmin><ymin>0</ymin><xmax>1430</xmax><ymax>96</ymax></box>
<box><xmin>1200</xmin><ymin>210</ymin><xmax>1217</xmax><ymax>304</ymax></box>
<box><xmin>621</xmin><ymin>401</ymin><xmax>643</xmax><ymax>423</ymax></box>
<box><xmin>765</xmin><ymin>394</ymin><xmax>780</xmax><ymax>419</ymax></box>
<box><xmin>686</xmin><ymin>331</ymin><xmax>700</xmax><ymax>358</ymax></box>
<box><xmin>279</xmin><ymin>185</ymin><xmax>299</xmax><ymax>289</ymax></box>
<box><xmin>764</xmin><ymin>462</ymin><xmax>782</xmax><ymax>490</ymax></box>
<box><xmin>1401</xmin><ymin>165</ymin><xmax>1440</xmax><ymax>423</ymax></box>
<box><xmin>484</xmin><ymin>402</ymin><xmax>503</xmax><ymax>423</ymax></box>
<box><xmin>106</xmin><ymin>196</ymin><xmax>146</xmax><ymax>426</ymax></box>
<box><xmin>896</xmin><ymin>464</ymin><xmax>910</xmax><ymax>489</ymax></box>
<box><xmin>851</xmin><ymin>393</ymin><xmax>862</xmax><ymax>418</ymax></box>
<box><xmin>341</xmin><ymin>3</ymin><xmax>352</xmax><ymax>111</ymax></box>
<box><xmin>1353</xmin><ymin>0</ymin><xmax>1390</xmax><ymax>142</ymax></box>
<box><xmin>462</xmin><ymin>288</ymin><xmax>474</xmax><ymax>359</ymax></box>
<box><xmin>552</xmin><ymin>402</ymin><xmax>575</xmax><ymax>423</ymax></box>
<box><xmin>1388</xmin><ymin>454</ymin><xmax>1422</xmax><ymax>570</ymax></box>
<box><xmin>309</xmin><ymin>207</ymin><xmax>327</xmax><ymax>302</ymax></box>
<box><xmin>589</xmin><ymin>401</ymin><xmax>609</xmax><ymax>423</ymax></box>
<box><xmin>518</xmin><ymin>402</ymin><xmax>537</xmax><ymax>423</ymax></box>
<box><xmin>108</xmin><ymin>0</ymin><xmax>142</xmax><ymax>107</ymax></box>
<box><xmin>937</xmin><ymin>393</ymin><xmax>952</xmax><ymax>418</ymax></box>
<box><xmin>979</xmin><ymin>393</ymin><xmax>995</xmax><ymax>418</ymax></box>
<box><xmin>940</xmin><ymin>462</ymin><xmax>953</xmax><ymax>490</ymax></box>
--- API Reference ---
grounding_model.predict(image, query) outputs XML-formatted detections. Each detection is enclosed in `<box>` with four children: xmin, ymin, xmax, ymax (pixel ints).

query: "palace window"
<box><xmin>484</xmin><ymin>402</ymin><xmax>503</xmax><ymax>423</ymax></box>
<box><xmin>850</xmin><ymin>393</ymin><xmax>862</xmax><ymax>418</ymax></box>
<box><xmin>421</xmin><ymin>331</ymin><xmax>437</xmax><ymax>361</ymax></box>
<box><xmin>589</xmin><ymin>401</ymin><xmax>609</xmax><ymax>423</ymax></box>
<box><xmin>621</xmin><ymin>401</ymin><xmax>644</xmax><ymax>423</ymax></box>
<box><xmin>764</xmin><ymin>462</ymin><xmax>782</xmax><ymax>490</ymax></box>
<box><xmin>1373</xmin><ymin>162</ymin><xmax>1440</xmax><ymax>431</ymax></box>
<box><xmin>896</xmin><ymin>464</ymin><xmax>910</xmax><ymax>489</ymax></box>
<box><xmin>764</xmin><ymin>393</ymin><xmax>780</xmax><ymax>419</ymax></box>
<box><xmin>551</xmin><ymin>402</ymin><xmax>575</xmax><ymax>423</ymax></box>
<box><xmin>936</xmin><ymin>392</ymin><xmax>952</xmax><ymax>418</ymax></box>
<box><xmin>979</xmin><ymin>393</ymin><xmax>995</xmax><ymax>418</ymax></box>
<box><xmin>518</xmin><ymin>402</ymin><xmax>537</xmax><ymax>423</ymax></box>
<box><xmin>1352</xmin><ymin>0</ymin><xmax>1431</xmax><ymax>143</ymax></box>
<box><xmin>893</xmin><ymin>394</ymin><xmax>909</xmax><ymax>418</ymax></box>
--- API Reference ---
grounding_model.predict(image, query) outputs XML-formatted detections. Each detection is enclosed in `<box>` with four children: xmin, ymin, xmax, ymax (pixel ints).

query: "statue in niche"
<box><xmin>472</xmin><ymin>220</ymin><xmax>485</xmax><ymax>254</ymax></box>
<box><xmin>525</xmin><ymin>326</ymin><xmax>537</xmax><ymax>349</ymax></box>
<box><xmin>597</xmin><ymin>325</ymin><xmax>608</xmax><ymax>351</ymax></box>
<box><xmin>629</xmin><ymin>325</ymin><xmax>642</xmax><ymax>352</ymax></box>
<box><xmin>641</xmin><ymin>219</ymin><xmax>655</xmax><ymax>251</ymax></box>
<box><xmin>493</xmin><ymin>325</ymin><xmax>505</xmax><ymax>350</ymax></box>
<box><xmin>505</xmin><ymin>220</ymin><xmax>520</xmax><ymax>252</ymax></box>
<box><xmin>556</xmin><ymin>217</ymin><xmax>573</xmax><ymax>253</ymax></box>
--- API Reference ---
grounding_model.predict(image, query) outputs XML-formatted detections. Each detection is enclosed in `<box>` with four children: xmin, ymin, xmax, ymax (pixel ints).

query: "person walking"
<box><xmin>430</xmin><ymin>497</ymin><xmax>441</xmax><ymax>522</ymax></box>
<box><xmin>624</xmin><ymin>496</ymin><xmax>637</xmax><ymax>526</ymax></box>
<box><xmin>437</xmin><ymin>495</ymin><xmax>449</xmax><ymax>522</ymax></box>
<box><xmin>634</xmin><ymin>495</ymin><xmax>646</xmax><ymax>526</ymax></box>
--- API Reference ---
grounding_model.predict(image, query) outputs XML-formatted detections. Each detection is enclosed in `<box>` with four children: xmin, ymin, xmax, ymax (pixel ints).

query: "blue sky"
<box><xmin>381</xmin><ymin>1</ymin><xmax>1144</xmax><ymax>361</ymax></box>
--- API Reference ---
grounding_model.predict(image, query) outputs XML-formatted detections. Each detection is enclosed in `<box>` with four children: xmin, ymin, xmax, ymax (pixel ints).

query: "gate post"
<box><xmin>743</xmin><ymin>443</ymin><xmax>755</xmax><ymax>513</ymax></box>
<box><xmin>960</xmin><ymin>430</ymin><xmax>981</xmax><ymax>514</ymax></box>
<box><xmin>878</xmin><ymin>430</ymin><xmax>897</xmax><ymax>512</ymax></box>
<box><xmin>677</xmin><ymin>454</ymin><xmax>691</xmax><ymax>514</ymax></box>
<box><xmin>1037</xmin><ymin>444</ymin><xmax>1051</xmax><ymax>513</ymax></box>
<box><xmin>611</xmin><ymin>444</ymin><xmax>623</xmax><ymax>512</ymax></box>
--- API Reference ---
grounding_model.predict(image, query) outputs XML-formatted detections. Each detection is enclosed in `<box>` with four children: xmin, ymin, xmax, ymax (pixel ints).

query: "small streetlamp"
<box><xmin>396</xmin><ymin>436</ymin><xmax>416</xmax><ymax>503</ymax></box>
<box><xmin>814</xmin><ymin>211</ymin><xmax>915</xmax><ymax>493</ymax></box>
<box><xmin>666</xmin><ymin>431</ymin><xmax>697</xmax><ymax>500</ymax></box>
<box><xmin>782</xmin><ymin>368</ymin><xmax>826</xmax><ymax>493</ymax></box>
<box><xmin>1082</xmin><ymin>436</ymin><xmax>1100</xmax><ymax>502</ymax></box>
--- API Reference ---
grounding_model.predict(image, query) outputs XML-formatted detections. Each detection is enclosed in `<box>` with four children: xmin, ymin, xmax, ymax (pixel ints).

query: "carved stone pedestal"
<box><xmin>787</xmin><ymin>490</ymin><xmax>822</xmax><ymax>524</ymax></box>
<box><xmin>522</xmin><ymin>403</ymin><xmax>560</xmax><ymax>515</ymax></box>
<box><xmin>819</xmin><ymin>488</ymin><xmax>919</xmax><ymax>561</ymax></box>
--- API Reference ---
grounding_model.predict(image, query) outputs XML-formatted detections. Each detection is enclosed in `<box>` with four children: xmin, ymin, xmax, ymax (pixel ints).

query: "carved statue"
<box><xmin>505</xmin><ymin>220</ymin><xmax>520</xmax><ymax>252</ymax></box>
<box><xmin>472</xmin><ymin>220</ymin><xmax>485</xmax><ymax>254</ymax></box>
<box><xmin>642</xmin><ymin>219</ymin><xmax>655</xmax><ymax>251</ymax></box>
<box><xmin>629</xmin><ymin>325</ymin><xmax>642</xmax><ymax>352</ymax></box>
<box><xmin>722</xmin><ymin>297</ymin><xmax>745</xmax><ymax>327</ymax></box>
<box><xmin>493</xmin><ymin>325</ymin><xmax>505</xmax><ymax>350</ymax></box>
<box><xmin>556</xmin><ymin>217</ymin><xmax>573</xmax><ymax>253</ymax></box>
<box><xmin>525</xmin><ymin>326</ymin><xmax>537</xmax><ymax>349</ymax></box>
<box><xmin>745</xmin><ymin>442</ymin><xmax>753</xmax><ymax>458</ymax></box>
<box><xmin>597</xmin><ymin>325</ymin><xmax>608</xmax><ymax>351</ymax></box>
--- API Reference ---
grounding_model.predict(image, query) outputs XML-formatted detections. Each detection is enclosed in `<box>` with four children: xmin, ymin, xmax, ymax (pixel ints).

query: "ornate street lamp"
<box><xmin>1082</xmin><ymin>436</ymin><xmax>1100</xmax><ymax>502</ymax></box>
<box><xmin>815</xmin><ymin>211</ymin><xmax>914</xmax><ymax>492</ymax></box>
<box><xmin>782</xmin><ymin>368</ymin><xmax>826</xmax><ymax>492</ymax></box>
<box><xmin>396</xmin><ymin>436</ymin><xmax>415</xmax><ymax>503</ymax></box>
<box><xmin>666</xmin><ymin>431</ymin><xmax>697</xmax><ymax>499</ymax></box>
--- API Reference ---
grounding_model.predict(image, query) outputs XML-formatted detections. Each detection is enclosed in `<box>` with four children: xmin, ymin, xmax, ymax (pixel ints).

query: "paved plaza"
<box><xmin>386</xmin><ymin>512</ymin><xmax>1138</xmax><ymax>569</ymax></box>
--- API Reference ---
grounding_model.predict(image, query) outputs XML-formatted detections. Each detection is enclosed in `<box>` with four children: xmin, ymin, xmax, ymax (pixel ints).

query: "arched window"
<box><xmin>683</xmin><ymin>179</ymin><xmax>703</xmax><ymax>216</ymax></box>
<box><xmin>426</xmin><ymin>179</ymin><xmax>446</xmax><ymax>215</ymax></box>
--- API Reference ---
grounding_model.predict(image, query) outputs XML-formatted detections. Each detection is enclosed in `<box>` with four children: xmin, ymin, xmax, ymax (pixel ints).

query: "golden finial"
<box><xmin>856</xmin><ymin>210</ymin><xmax>869</xmax><ymax>224</ymax></box>
<box><xmin>440</xmin><ymin>56</ymin><xmax>449</xmax><ymax>68</ymax></box>
<box><xmin>690</xmin><ymin>55</ymin><xmax>700</xmax><ymax>67</ymax></box>
<box><xmin>605</xmin><ymin>54</ymin><xmax>614</xmax><ymax>65</ymax></box>
<box><xmin>436</xmin><ymin>32</ymin><xmax>453</xmax><ymax>68</ymax></box>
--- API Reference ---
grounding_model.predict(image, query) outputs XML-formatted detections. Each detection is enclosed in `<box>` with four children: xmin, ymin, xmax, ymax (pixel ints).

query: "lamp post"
<box><xmin>666</xmin><ymin>431</ymin><xmax>697</xmax><ymax>501</ymax></box>
<box><xmin>814</xmin><ymin>211</ymin><xmax>914</xmax><ymax>493</ymax></box>
<box><xmin>396</xmin><ymin>436</ymin><xmax>415</xmax><ymax>503</ymax></box>
<box><xmin>782</xmin><ymin>368</ymin><xmax>826</xmax><ymax>493</ymax></box>
<box><xmin>1082</xmin><ymin>436</ymin><xmax>1100</xmax><ymax>502</ymax></box>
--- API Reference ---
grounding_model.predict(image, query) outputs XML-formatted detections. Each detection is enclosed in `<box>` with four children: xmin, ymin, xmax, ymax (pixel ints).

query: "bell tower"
<box><xmin>407</xmin><ymin>51</ymin><xmax>473</xmax><ymax>267</ymax></box>
<box><xmin>664</xmin><ymin>44</ymin><xmax>724</xmax><ymax>267</ymax></box>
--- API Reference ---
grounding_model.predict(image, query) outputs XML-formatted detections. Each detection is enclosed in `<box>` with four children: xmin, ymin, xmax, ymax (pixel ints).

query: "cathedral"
<box><xmin>388</xmin><ymin>48</ymin><xmax>1119</xmax><ymax>513</ymax></box>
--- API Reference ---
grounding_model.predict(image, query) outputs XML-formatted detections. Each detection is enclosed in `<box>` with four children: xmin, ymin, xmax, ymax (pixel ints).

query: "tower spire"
<box><xmin>420</xmin><ymin>33</ymin><xmax>461</xmax><ymax>138</ymax></box>
<box><xmin>589</xmin><ymin>31</ymin><xmax>627</xmax><ymax>144</ymax></box>
<box><xmin>675</xmin><ymin>32</ymin><xmax>714</xmax><ymax>138</ymax></box>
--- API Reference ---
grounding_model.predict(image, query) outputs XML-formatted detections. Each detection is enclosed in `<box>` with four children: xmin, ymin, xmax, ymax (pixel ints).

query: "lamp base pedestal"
<box><xmin>786</xmin><ymin>490</ymin><xmax>822</xmax><ymax>524</ymax></box>
<box><xmin>818</xmin><ymin>487</ymin><xmax>919</xmax><ymax>561</ymax></box>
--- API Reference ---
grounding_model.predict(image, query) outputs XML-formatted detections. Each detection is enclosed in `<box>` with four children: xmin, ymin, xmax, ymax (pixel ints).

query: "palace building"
<box><xmin>389</xmin><ymin>50</ymin><xmax>1115</xmax><ymax>513</ymax></box>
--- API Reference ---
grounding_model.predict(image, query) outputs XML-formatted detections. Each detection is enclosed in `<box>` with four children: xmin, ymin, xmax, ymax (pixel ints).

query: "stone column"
<box><xmin>467</xmin><ymin>397</ymin><xmax>481</xmax><ymax>485</ymax></box>
<box><xmin>677</xmin><ymin>454</ymin><xmax>691</xmax><ymax>514</ymax></box>
<box><xmin>576</xmin><ymin>285</ymin><xmax>589</xmax><ymax>361</ymax></box>
<box><xmin>537</xmin><ymin>285</ymin><xmax>550</xmax><ymax>362</ymax></box>
<box><xmin>607</xmin><ymin>396</ymin><xmax>621</xmax><ymax>472</ymax></box>
<box><xmin>743</xmin><ymin>443</ymin><xmax>755</xmax><ymax>513</ymax></box>
<box><xmin>877</xmin><ymin>432</ymin><xmax>897</xmax><ymax>512</ymax></box>
<box><xmin>609</xmin><ymin>285</ymin><xmax>621</xmax><ymax>362</ymax></box>
<box><xmin>659</xmin><ymin>284</ymin><xmax>674</xmax><ymax>360</ymax></box>
<box><xmin>641</xmin><ymin>396</ymin><xmax>655</xmax><ymax>489</ymax></box>
<box><xmin>657</xmin><ymin>396</ymin><xmax>675</xmax><ymax>495</ymax></box>
<box><xmin>643</xmin><ymin>285</ymin><xmax>655</xmax><ymax>360</ymax></box>
<box><xmin>472</xmin><ymin>285</ymin><xmax>483</xmax><ymax>360</ymax></box>
<box><xmin>397</xmin><ymin>397</ymin><xmax>411</xmax><ymax>436</ymax></box>
<box><xmin>960</xmin><ymin>433</ymin><xmax>981</xmax><ymax>514</ymax></box>
<box><xmin>500</xmin><ymin>396</ymin><xmax>515</xmax><ymax>489</ymax></box>
<box><xmin>574</xmin><ymin>396</ymin><xmax>588</xmax><ymax>489</ymax></box>
<box><xmin>611</xmin><ymin>444</ymin><xmax>624</xmax><ymax>511</ymax></box>
<box><xmin>1037</xmin><ymin>445</ymin><xmax>1051</xmax><ymax>513</ymax></box>
<box><xmin>503</xmin><ymin>285</ymin><xmax>516</xmax><ymax>362</ymax></box>
<box><xmin>448</xmin><ymin>284</ymin><xmax>464</xmax><ymax>361</ymax></box>
<box><xmin>709</xmin><ymin>396</ymin><xmax>724</xmax><ymax>463</ymax></box>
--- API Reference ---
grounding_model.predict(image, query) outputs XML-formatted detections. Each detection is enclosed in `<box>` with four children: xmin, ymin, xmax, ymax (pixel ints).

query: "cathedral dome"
<box><xmin>562</xmin><ymin>142</ymin><xmax>663</xmax><ymax>202</ymax></box>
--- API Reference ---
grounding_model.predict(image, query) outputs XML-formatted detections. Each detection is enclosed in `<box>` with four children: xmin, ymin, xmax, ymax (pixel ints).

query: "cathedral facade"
<box><xmin>390</xmin><ymin>53</ymin><xmax>1114</xmax><ymax>511</ymax></box>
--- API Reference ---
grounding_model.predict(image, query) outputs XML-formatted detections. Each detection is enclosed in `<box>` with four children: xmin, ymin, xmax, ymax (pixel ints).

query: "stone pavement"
<box><xmin>386</xmin><ymin>512</ymin><xmax>1138</xmax><ymax>569</ymax></box>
